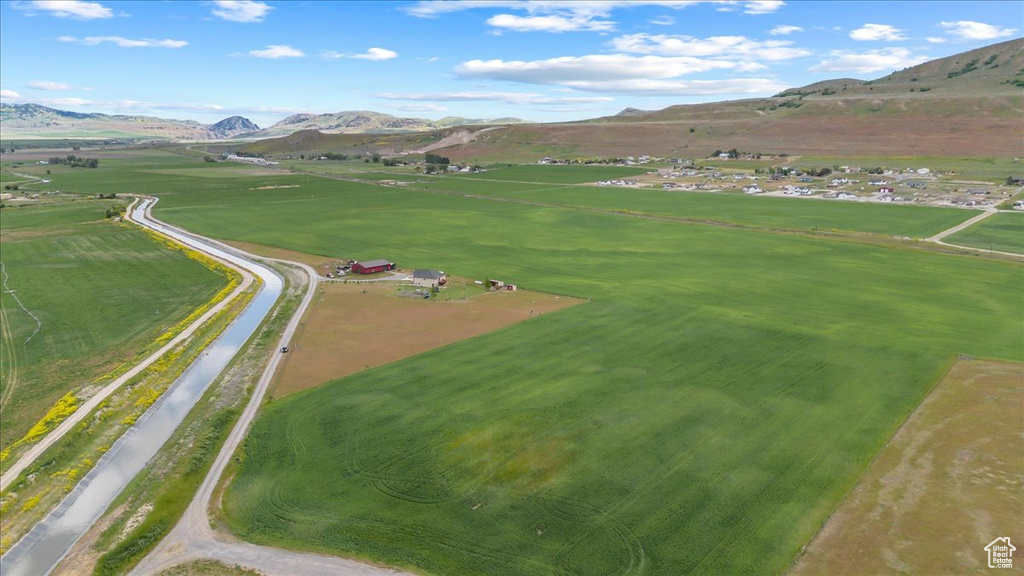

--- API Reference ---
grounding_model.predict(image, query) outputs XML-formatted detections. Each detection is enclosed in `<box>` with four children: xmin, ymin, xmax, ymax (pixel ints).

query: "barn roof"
<box><xmin>413</xmin><ymin>269</ymin><xmax>441</xmax><ymax>279</ymax></box>
<box><xmin>358</xmin><ymin>259</ymin><xmax>392</xmax><ymax>268</ymax></box>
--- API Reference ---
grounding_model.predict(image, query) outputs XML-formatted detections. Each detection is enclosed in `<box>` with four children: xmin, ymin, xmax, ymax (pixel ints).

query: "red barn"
<box><xmin>351</xmin><ymin>259</ymin><xmax>395</xmax><ymax>274</ymax></box>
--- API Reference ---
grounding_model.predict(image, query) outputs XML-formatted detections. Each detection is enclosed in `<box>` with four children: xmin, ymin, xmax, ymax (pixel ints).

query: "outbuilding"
<box><xmin>351</xmin><ymin>259</ymin><xmax>395</xmax><ymax>274</ymax></box>
<box><xmin>412</xmin><ymin>269</ymin><xmax>447</xmax><ymax>288</ymax></box>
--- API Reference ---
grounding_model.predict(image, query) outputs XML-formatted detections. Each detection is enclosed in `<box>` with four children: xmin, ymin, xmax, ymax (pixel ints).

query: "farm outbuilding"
<box><xmin>412</xmin><ymin>269</ymin><xmax>447</xmax><ymax>288</ymax></box>
<box><xmin>351</xmin><ymin>259</ymin><xmax>395</xmax><ymax>274</ymax></box>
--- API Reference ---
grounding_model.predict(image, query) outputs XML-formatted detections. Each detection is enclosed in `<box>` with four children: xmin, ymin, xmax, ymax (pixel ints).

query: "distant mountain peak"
<box><xmin>210</xmin><ymin>115</ymin><xmax>259</xmax><ymax>137</ymax></box>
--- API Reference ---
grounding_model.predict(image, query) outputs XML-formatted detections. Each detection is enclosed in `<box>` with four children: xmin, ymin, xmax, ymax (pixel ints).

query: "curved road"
<box><xmin>924</xmin><ymin>207</ymin><xmax>1023</xmax><ymax>258</ymax></box>
<box><xmin>129</xmin><ymin>203</ymin><xmax>407</xmax><ymax>576</ymax></box>
<box><xmin>0</xmin><ymin>199</ymin><xmax>256</xmax><ymax>492</ymax></box>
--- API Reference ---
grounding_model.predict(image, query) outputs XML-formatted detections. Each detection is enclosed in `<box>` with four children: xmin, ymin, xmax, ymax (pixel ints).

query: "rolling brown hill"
<box><xmin>241</xmin><ymin>39</ymin><xmax>1024</xmax><ymax>161</ymax></box>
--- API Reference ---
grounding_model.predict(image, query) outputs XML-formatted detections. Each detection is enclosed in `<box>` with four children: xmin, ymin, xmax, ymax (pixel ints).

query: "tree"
<box><xmin>371</xmin><ymin>153</ymin><xmax>381</xmax><ymax>163</ymax></box>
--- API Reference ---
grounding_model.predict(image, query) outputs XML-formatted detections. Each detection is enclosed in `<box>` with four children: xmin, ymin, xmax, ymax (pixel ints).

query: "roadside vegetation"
<box><xmin>0</xmin><ymin>197</ymin><xmax>228</xmax><ymax>452</ymax></box>
<box><xmin>0</xmin><ymin>268</ymin><xmax>251</xmax><ymax>554</ymax></box>
<box><xmin>80</xmin><ymin>263</ymin><xmax>304</xmax><ymax>576</ymax></box>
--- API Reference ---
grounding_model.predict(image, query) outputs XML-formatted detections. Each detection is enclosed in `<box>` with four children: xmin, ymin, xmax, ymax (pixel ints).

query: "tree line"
<box><xmin>48</xmin><ymin>155</ymin><xmax>99</xmax><ymax>168</ymax></box>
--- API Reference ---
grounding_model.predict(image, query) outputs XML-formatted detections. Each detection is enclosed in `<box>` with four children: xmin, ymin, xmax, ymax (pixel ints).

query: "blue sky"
<box><xmin>0</xmin><ymin>1</ymin><xmax>1020</xmax><ymax>126</ymax></box>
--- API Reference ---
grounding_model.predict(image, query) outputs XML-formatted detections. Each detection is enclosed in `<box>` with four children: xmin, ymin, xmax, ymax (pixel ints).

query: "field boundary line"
<box><xmin>0</xmin><ymin>200</ymin><xmax>254</xmax><ymax>492</ymax></box>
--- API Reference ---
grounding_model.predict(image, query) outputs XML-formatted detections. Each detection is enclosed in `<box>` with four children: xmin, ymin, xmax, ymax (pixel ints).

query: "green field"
<box><xmin>0</xmin><ymin>198</ymin><xmax>227</xmax><ymax>450</ymax></box>
<box><xmin>11</xmin><ymin>153</ymin><xmax>1021</xmax><ymax>574</ymax></box>
<box><xmin>91</xmin><ymin>161</ymin><xmax>1017</xmax><ymax>575</ymax></box>
<box><xmin>944</xmin><ymin>212</ymin><xmax>1024</xmax><ymax>253</ymax></box>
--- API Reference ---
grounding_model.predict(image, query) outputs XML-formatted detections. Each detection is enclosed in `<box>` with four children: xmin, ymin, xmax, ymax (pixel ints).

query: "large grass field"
<box><xmin>944</xmin><ymin>212</ymin><xmax>1024</xmax><ymax>254</ymax></box>
<box><xmin>0</xmin><ymin>198</ymin><xmax>227</xmax><ymax>450</ymax></box>
<box><xmin>102</xmin><ymin>161</ymin><xmax>1019</xmax><ymax>575</ymax></box>
<box><xmin>14</xmin><ymin>154</ymin><xmax>1021</xmax><ymax>574</ymax></box>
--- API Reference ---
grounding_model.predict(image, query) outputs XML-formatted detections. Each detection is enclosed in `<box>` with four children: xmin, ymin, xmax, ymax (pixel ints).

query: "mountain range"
<box><xmin>0</xmin><ymin>104</ymin><xmax>525</xmax><ymax>140</ymax></box>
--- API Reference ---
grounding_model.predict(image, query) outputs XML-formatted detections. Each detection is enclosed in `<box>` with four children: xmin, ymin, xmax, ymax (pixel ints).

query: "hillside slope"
<box><xmin>0</xmin><ymin>104</ymin><xmax>258</xmax><ymax>140</ymax></box>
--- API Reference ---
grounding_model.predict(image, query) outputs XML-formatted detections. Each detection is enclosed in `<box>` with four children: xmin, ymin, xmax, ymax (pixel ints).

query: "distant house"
<box><xmin>742</xmin><ymin>185</ymin><xmax>762</xmax><ymax>194</ymax></box>
<box><xmin>412</xmin><ymin>269</ymin><xmax>446</xmax><ymax>288</ymax></box>
<box><xmin>878</xmin><ymin>186</ymin><xmax>894</xmax><ymax>194</ymax></box>
<box><xmin>351</xmin><ymin>259</ymin><xmax>395</xmax><ymax>274</ymax></box>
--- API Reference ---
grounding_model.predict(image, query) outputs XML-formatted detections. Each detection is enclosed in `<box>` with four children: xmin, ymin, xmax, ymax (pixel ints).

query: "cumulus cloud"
<box><xmin>211</xmin><ymin>0</ymin><xmax>272</xmax><ymax>23</ymax></box>
<box><xmin>12</xmin><ymin>0</ymin><xmax>113</xmax><ymax>19</ymax></box>
<box><xmin>737</xmin><ymin>0</ymin><xmax>784</xmax><ymax>14</ymax></box>
<box><xmin>59</xmin><ymin>35</ymin><xmax>188</xmax><ymax>48</ymax></box>
<box><xmin>650</xmin><ymin>15</ymin><xmax>675</xmax><ymax>26</ymax></box>
<box><xmin>385</xmin><ymin>103</ymin><xmax>449</xmax><ymax>113</ymax></box>
<box><xmin>558</xmin><ymin>78</ymin><xmax>787</xmax><ymax>95</ymax></box>
<box><xmin>40</xmin><ymin>97</ymin><xmax>94</xmax><ymax>107</ymax></box>
<box><xmin>248</xmin><ymin>44</ymin><xmax>305</xmax><ymax>58</ymax></box>
<box><xmin>1</xmin><ymin>90</ymin><xmax>22</xmax><ymax>100</ymax></box>
<box><xmin>768</xmin><ymin>24</ymin><xmax>802</xmax><ymax>35</ymax></box>
<box><xmin>25</xmin><ymin>80</ymin><xmax>92</xmax><ymax>91</ymax></box>
<box><xmin>609</xmin><ymin>33</ymin><xmax>810</xmax><ymax>60</ymax></box>
<box><xmin>27</xmin><ymin>80</ymin><xmax>71</xmax><ymax>91</ymax></box>
<box><xmin>113</xmin><ymin>100</ymin><xmax>227</xmax><ymax>112</ymax></box>
<box><xmin>938</xmin><ymin>20</ymin><xmax>1017</xmax><ymax>40</ymax></box>
<box><xmin>849</xmin><ymin>23</ymin><xmax>906</xmax><ymax>41</ymax></box>
<box><xmin>809</xmin><ymin>48</ymin><xmax>929</xmax><ymax>74</ymax></box>
<box><xmin>457</xmin><ymin>54</ymin><xmax>737</xmax><ymax>83</ymax></box>
<box><xmin>453</xmin><ymin>54</ymin><xmax>786</xmax><ymax>95</ymax></box>
<box><xmin>377</xmin><ymin>91</ymin><xmax>614</xmax><ymax>105</ymax></box>
<box><xmin>350</xmin><ymin>47</ymin><xmax>398</xmax><ymax>60</ymax></box>
<box><xmin>487</xmin><ymin>13</ymin><xmax>614</xmax><ymax>32</ymax></box>
<box><xmin>926</xmin><ymin>37</ymin><xmax>946</xmax><ymax>44</ymax></box>
<box><xmin>404</xmin><ymin>1</ymin><xmax>784</xmax><ymax>26</ymax></box>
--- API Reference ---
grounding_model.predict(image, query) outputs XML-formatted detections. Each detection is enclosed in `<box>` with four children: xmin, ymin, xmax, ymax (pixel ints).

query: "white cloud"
<box><xmin>211</xmin><ymin>0</ymin><xmax>272</xmax><ymax>23</ymax></box>
<box><xmin>609</xmin><ymin>33</ymin><xmax>810</xmax><ymax>61</ymax></box>
<box><xmin>113</xmin><ymin>100</ymin><xmax>226</xmax><ymax>112</ymax></box>
<box><xmin>377</xmin><ymin>91</ymin><xmax>614</xmax><ymax>104</ymax></box>
<box><xmin>487</xmin><ymin>13</ymin><xmax>615</xmax><ymax>32</ymax></box>
<box><xmin>738</xmin><ymin>0</ymin><xmax>783</xmax><ymax>14</ymax></box>
<box><xmin>650</xmin><ymin>15</ymin><xmax>675</xmax><ymax>26</ymax></box>
<box><xmin>457</xmin><ymin>54</ymin><xmax>738</xmax><ymax>84</ymax></box>
<box><xmin>350</xmin><ymin>47</ymin><xmax>398</xmax><ymax>60</ymax></box>
<box><xmin>1</xmin><ymin>90</ymin><xmax>22</xmax><ymax>100</ymax></box>
<box><xmin>938</xmin><ymin>20</ymin><xmax>1017</xmax><ymax>40</ymax></box>
<box><xmin>319</xmin><ymin>50</ymin><xmax>346</xmax><ymax>60</ymax></box>
<box><xmin>809</xmin><ymin>48</ymin><xmax>929</xmax><ymax>74</ymax></box>
<box><xmin>385</xmin><ymin>103</ymin><xmax>449</xmax><ymax>113</ymax></box>
<box><xmin>248</xmin><ymin>44</ymin><xmax>305</xmax><ymax>58</ymax></box>
<box><xmin>849</xmin><ymin>23</ymin><xmax>906</xmax><ymax>41</ymax></box>
<box><xmin>404</xmin><ymin>1</ymin><xmax>784</xmax><ymax>23</ymax></box>
<box><xmin>59</xmin><ymin>35</ymin><xmax>188</xmax><ymax>48</ymax></box>
<box><xmin>39</xmin><ymin>97</ymin><xmax>94</xmax><ymax>107</ymax></box>
<box><xmin>559</xmin><ymin>78</ymin><xmax>788</xmax><ymax>95</ymax></box>
<box><xmin>768</xmin><ymin>24</ymin><xmax>802</xmax><ymax>35</ymax></box>
<box><xmin>26</xmin><ymin>80</ymin><xmax>90</xmax><ymax>91</ymax></box>
<box><xmin>453</xmin><ymin>54</ymin><xmax>786</xmax><ymax>96</ymax></box>
<box><xmin>926</xmin><ymin>36</ymin><xmax>946</xmax><ymax>44</ymax></box>
<box><xmin>12</xmin><ymin>0</ymin><xmax>112</xmax><ymax>19</ymax></box>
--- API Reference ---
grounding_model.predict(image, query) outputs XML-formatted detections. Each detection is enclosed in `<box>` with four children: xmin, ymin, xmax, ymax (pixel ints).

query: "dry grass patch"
<box><xmin>791</xmin><ymin>359</ymin><xmax>1024</xmax><ymax>575</ymax></box>
<box><xmin>272</xmin><ymin>280</ymin><xmax>581</xmax><ymax>397</ymax></box>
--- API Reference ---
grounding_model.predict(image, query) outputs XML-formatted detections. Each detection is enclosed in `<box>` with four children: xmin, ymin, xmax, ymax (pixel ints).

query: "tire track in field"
<box><xmin>0</xmin><ymin>303</ymin><xmax>19</xmax><ymax>411</ymax></box>
<box><xmin>1</xmin><ymin>260</ymin><xmax>43</xmax><ymax>345</ymax></box>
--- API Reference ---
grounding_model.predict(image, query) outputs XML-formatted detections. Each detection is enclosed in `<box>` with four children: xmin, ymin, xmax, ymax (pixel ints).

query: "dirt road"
<box><xmin>0</xmin><ymin>199</ymin><xmax>256</xmax><ymax>492</ymax></box>
<box><xmin>924</xmin><ymin>208</ymin><xmax>1023</xmax><ymax>258</ymax></box>
<box><xmin>129</xmin><ymin>207</ymin><xmax>409</xmax><ymax>576</ymax></box>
